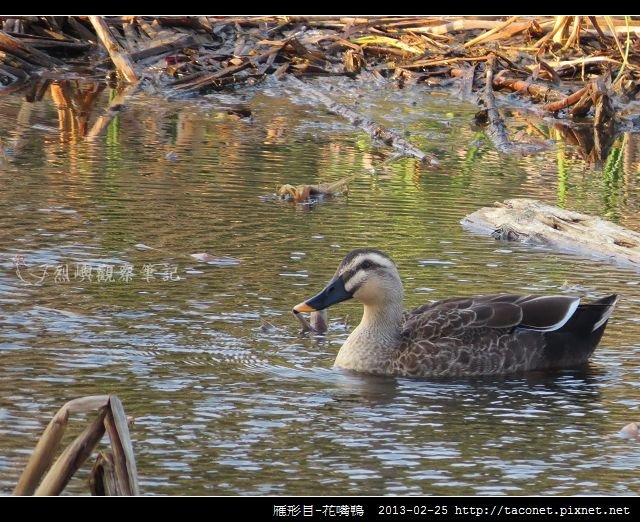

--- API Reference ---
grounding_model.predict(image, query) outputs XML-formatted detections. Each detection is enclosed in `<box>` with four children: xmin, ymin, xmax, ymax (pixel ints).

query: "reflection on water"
<box><xmin>1</xmin><ymin>79</ymin><xmax>640</xmax><ymax>495</ymax></box>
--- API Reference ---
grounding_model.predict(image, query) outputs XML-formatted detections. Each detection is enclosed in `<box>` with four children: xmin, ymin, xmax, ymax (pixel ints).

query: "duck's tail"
<box><xmin>542</xmin><ymin>294</ymin><xmax>618</xmax><ymax>368</ymax></box>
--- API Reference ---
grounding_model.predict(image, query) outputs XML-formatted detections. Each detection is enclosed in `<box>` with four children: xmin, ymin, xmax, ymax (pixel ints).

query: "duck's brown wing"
<box><xmin>404</xmin><ymin>294</ymin><xmax>581</xmax><ymax>333</ymax></box>
<box><xmin>396</xmin><ymin>294</ymin><xmax>581</xmax><ymax>377</ymax></box>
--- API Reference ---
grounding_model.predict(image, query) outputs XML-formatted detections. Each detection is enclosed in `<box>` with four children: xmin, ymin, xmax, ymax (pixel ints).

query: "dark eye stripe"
<box><xmin>342</xmin><ymin>259</ymin><xmax>384</xmax><ymax>284</ymax></box>
<box><xmin>360</xmin><ymin>260</ymin><xmax>375</xmax><ymax>271</ymax></box>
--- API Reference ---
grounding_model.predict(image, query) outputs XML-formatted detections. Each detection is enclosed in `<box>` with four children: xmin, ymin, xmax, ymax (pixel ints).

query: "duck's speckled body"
<box><xmin>294</xmin><ymin>249</ymin><xmax>618</xmax><ymax>378</ymax></box>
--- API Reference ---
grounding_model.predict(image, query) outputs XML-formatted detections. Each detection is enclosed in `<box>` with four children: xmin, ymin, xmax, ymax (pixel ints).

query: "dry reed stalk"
<box><xmin>90</xmin><ymin>452</ymin><xmax>117</xmax><ymax>495</ymax></box>
<box><xmin>13</xmin><ymin>395</ymin><xmax>139</xmax><ymax>496</ymax></box>
<box><xmin>13</xmin><ymin>396</ymin><xmax>111</xmax><ymax>495</ymax></box>
<box><xmin>34</xmin><ymin>409</ymin><xmax>107</xmax><ymax>496</ymax></box>
<box><xmin>552</xmin><ymin>16</ymin><xmax>573</xmax><ymax>45</ymax></box>
<box><xmin>560</xmin><ymin>16</ymin><xmax>582</xmax><ymax>51</ymax></box>
<box><xmin>463</xmin><ymin>16</ymin><xmax>520</xmax><ymax>48</ymax></box>
<box><xmin>604</xmin><ymin>15</ymin><xmax>626</xmax><ymax>61</ymax></box>
<box><xmin>103</xmin><ymin>396</ymin><xmax>139</xmax><ymax>496</ymax></box>
<box><xmin>534</xmin><ymin>16</ymin><xmax>569</xmax><ymax>48</ymax></box>
<box><xmin>403</xmin><ymin>55</ymin><xmax>489</xmax><ymax>70</ymax></box>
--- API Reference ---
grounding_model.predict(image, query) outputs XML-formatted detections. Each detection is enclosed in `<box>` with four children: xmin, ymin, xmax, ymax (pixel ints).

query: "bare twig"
<box><xmin>481</xmin><ymin>55</ymin><xmax>511</xmax><ymax>152</ymax></box>
<box><xmin>89</xmin><ymin>16</ymin><xmax>138</xmax><ymax>83</ymax></box>
<box><xmin>540</xmin><ymin>84</ymin><xmax>591</xmax><ymax>112</ymax></box>
<box><xmin>0</xmin><ymin>30</ymin><xmax>64</xmax><ymax>67</ymax></box>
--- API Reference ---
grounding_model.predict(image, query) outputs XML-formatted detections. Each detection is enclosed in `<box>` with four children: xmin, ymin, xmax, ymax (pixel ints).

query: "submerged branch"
<box><xmin>288</xmin><ymin>75</ymin><xmax>438</xmax><ymax>164</ymax></box>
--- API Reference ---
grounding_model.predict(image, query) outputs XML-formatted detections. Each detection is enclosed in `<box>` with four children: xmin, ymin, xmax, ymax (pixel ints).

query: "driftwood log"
<box><xmin>462</xmin><ymin>198</ymin><xmax>640</xmax><ymax>270</ymax></box>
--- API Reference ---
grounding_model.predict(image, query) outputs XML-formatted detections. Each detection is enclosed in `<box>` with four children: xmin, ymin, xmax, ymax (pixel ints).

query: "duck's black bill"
<box><xmin>293</xmin><ymin>276</ymin><xmax>352</xmax><ymax>313</ymax></box>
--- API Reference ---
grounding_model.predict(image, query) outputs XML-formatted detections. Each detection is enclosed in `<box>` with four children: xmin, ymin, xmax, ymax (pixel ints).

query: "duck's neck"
<box><xmin>334</xmin><ymin>300</ymin><xmax>404</xmax><ymax>375</ymax></box>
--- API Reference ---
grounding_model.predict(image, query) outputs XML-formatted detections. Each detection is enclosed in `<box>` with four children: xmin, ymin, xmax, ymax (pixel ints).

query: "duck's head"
<box><xmin>293</xmin><ymin>248</ymin><xmax>402</xmax><ymax>313</ymax></box>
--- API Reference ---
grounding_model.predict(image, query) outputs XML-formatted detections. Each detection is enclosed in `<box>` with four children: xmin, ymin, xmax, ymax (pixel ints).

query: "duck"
<box><xmin>293</xmin><ymin>248</ymin><xmax>618</xmax><ymax>378</ymax></box>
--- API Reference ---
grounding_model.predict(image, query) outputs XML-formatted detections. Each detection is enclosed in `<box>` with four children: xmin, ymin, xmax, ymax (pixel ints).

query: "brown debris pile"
<box><xmin>1</xmin><ymin>16</ymin><xmax>639</xmax><ymax>157</ymax></box>
<box><xmin>2</xmin><ymin>17</ymin><xmax>638</xmax><ymax>96</ymax></box>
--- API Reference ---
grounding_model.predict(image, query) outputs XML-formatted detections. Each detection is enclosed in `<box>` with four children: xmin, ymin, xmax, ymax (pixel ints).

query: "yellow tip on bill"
<box><xmin>293</xmin><ymin>302</ymin><xmax>316</xmax><ymax>313</ymax></box>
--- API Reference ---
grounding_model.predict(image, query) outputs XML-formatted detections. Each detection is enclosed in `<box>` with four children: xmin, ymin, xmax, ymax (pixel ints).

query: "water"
<box><xmin>1</xmin><ymin>78</ymin><xmax>640</xmax><ymax>495</ymax></box>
